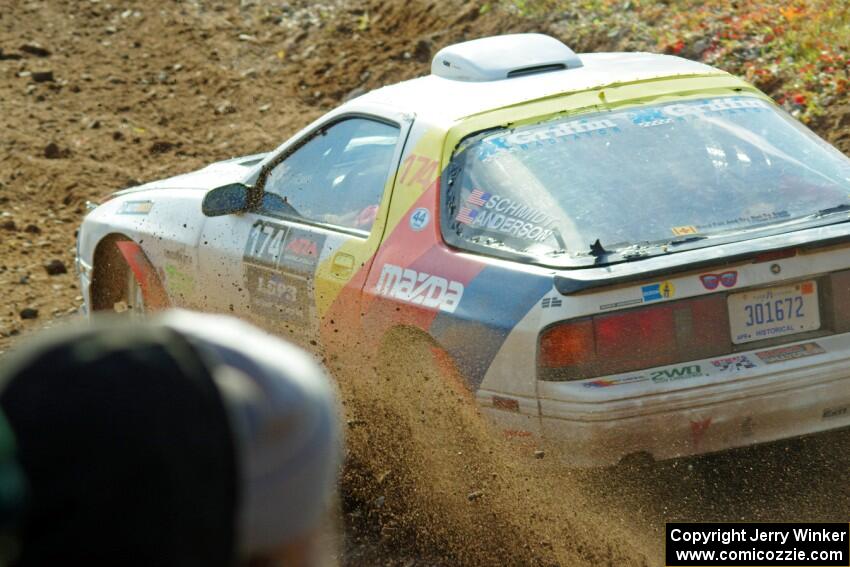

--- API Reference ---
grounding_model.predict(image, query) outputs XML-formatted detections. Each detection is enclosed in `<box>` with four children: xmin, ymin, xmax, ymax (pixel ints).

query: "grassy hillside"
<box><xmin>513</xmin><ymin>0</ymin><xmax>850</xmax><ymax>122</ymax></box>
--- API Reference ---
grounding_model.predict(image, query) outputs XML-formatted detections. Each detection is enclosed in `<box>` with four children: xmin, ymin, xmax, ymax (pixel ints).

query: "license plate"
<box><xmin>727</xmin><ymin>281</ymin><xmax>820</xmax><ymax>345</ymax></box>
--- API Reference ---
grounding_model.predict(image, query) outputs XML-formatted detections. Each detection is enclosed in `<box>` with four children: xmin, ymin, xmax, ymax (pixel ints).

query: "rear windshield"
<box><xmin>442</xmin><ymin>96</ymin><xmax>850</xmax><ymax>266</ymax></box>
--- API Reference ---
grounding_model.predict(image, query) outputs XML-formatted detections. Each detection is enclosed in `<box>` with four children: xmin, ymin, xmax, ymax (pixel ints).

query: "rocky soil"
<box><xmin>0</xmin><ymin>0</ymin><xmax>538</xmax><ymax>351</ymax></box>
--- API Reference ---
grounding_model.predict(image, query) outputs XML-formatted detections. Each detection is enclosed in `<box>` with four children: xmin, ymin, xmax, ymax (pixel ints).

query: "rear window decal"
<box><xmin>477</xmin><ymin>118</ymin><xmax>619</xmax><ymax>162</ymax></box>
<box><xmin>454</xmin><ymin>192</ymin><xmax>558</xmax><ymax>243</ymax></box>
<box><xmin>671</xmin><ymin>225</ymin><xmax>698</xmax><ymax>236</ymax></box>
<box><xmin>692</xmin><ymin>210</ymin><xmax>790</xmax><ymax>232</ymax></box>
<box><xmin>630</xmin><ymin>98</ymin><xmax>769</xmax><ymax>129</ymax></box>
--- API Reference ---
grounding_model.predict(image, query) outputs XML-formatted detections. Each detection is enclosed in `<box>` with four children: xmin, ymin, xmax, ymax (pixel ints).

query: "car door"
<box><xmin>197</xmin><ymin>112</ymin><xmax>411</xmax><ymax>348</ymax></box>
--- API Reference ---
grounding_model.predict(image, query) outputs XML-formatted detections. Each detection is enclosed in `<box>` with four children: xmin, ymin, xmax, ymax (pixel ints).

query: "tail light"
<box><xmin>539</xmin><ymin>319</ymin><xmax>594</xmax><ymax>368</ymax></box>
<box><xmin>538</xmin><ymin>294</ymin><xmax>730</xmax><ymax>381</ymax></box>
<box><xmin>540</xmin><ymin>262</ymin><xmax>850</xmax><ymax>381</ymax></box>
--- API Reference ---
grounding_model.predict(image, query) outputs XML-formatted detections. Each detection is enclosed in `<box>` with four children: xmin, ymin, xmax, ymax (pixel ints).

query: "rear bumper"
<box><xmin>537</xmin><ymin>335</ymin><xmax>850</xmax><ymax>467</ymax></box>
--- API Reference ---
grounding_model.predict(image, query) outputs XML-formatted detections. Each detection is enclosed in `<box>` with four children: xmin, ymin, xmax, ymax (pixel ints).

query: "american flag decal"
<box><xmin>466</xmin><ymin>189</ymin><xmax>491</xmax><ymax>207</ymax></box>
<box><xmin>456</xmin><ymin>207</ymin><xmax>478</xmax><ymax>225</ymax></box>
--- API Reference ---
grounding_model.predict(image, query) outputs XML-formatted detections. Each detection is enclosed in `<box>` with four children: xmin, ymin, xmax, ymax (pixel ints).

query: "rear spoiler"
<box><xmin>554</xmin><ymin>227</ymin><xmax>850</xmax><ymax>295</ymax></box>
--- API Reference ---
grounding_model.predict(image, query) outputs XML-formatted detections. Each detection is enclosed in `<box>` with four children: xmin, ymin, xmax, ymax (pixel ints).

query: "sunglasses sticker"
<box><xmin>699</xmin><ymin>270</ymin><xmax>738</xmax><ymax>290</ymax></box>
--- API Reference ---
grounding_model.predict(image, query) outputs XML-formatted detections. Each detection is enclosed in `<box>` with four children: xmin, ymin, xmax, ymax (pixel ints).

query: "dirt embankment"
<box><xmin>0</xmin><ymin>0</ymin><xmax>530</xmax><ymax>350</ymax></box>
<box><xmin>2</xmin><ymin>2</ymin><xmax>850</xmax><ymax>566</ymax></box>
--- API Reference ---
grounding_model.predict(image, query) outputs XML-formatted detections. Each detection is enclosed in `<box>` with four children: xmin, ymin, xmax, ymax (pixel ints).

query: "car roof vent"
<box><xmin>431</xmin><ymin>33</ymin><xmax>583</xmax><ymax>82</ymax></box>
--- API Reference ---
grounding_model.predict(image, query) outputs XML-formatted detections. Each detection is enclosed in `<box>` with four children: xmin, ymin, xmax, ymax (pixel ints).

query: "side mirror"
<box><xmin>202</xmin><ymin>183</ymin><xmax>251</xmax><ymax>217</ymax></box>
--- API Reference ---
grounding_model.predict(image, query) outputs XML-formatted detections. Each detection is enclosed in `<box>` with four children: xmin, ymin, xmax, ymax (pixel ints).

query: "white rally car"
<box><xmin>77</xmin><ymin>34</ymin><xmax>850</xmax><ymax>466</ymax></box>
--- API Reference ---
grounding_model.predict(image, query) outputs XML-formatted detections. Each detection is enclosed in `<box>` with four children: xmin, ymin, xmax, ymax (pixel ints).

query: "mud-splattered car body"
<box><xmin>77</xmin><ymin>34</ymin><xmax>850</xmax><ymax>466</ymax></box>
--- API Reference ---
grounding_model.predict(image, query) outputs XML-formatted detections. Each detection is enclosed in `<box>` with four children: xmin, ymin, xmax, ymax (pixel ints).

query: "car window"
<box><xmin>443</xmin><ymin>96</ymin><xmax>850</xmax><ymax>266</ymax></box>
<box><xmin>262</xmin><ymin>118</ymin><xmax>400</xmax><ymax>233</ymax></box>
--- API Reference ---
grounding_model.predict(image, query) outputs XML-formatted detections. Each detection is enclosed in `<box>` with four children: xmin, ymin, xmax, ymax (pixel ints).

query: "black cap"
<box><xmin>0</xmin><ymin>320</ymin><xmax>238</xmax><ymax>567</ymax></box>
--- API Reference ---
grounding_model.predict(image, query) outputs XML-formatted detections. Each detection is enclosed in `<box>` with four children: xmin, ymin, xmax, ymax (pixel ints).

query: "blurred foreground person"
<box><xmin>0</xmin><ymin>310</ymin><xmax>340</xmax><ymax>567</ymax></box>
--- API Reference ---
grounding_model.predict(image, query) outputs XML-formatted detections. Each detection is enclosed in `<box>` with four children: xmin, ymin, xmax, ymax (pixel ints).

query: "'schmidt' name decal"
<box><xmin>374</xmin><ymin>264</ymin><xmax>464</xmax><ymax>313</ymax></box>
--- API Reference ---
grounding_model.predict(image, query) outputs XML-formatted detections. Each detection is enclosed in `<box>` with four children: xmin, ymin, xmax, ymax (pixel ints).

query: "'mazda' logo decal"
<box><xmin>374</xmin><ymin>264</ymin><xmax>464</xmax><ymax>313</ymax></box>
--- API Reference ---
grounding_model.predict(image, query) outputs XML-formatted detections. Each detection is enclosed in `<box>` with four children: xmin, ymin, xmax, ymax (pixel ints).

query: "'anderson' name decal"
<box><xmin>457</xmin><ymin>192</ymin><xmax>557</xmax><ymax>243</ymax></box>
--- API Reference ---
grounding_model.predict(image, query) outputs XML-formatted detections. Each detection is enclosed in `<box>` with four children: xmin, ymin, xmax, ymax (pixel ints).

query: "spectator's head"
<box><xmin>0</xmin><ymin>311</ymin><xmax>340</xmax><ymax>567</ymax></box>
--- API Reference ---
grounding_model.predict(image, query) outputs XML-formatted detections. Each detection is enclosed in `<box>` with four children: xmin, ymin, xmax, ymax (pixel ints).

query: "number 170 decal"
<box><xmin>398</xmin><ymin>155</ymin><xmax>439</xmax><ymax>190</ymax></box>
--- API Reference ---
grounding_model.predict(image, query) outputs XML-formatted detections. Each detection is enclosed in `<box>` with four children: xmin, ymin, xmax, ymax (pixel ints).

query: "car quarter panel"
<box><xmin>316</xmin><ymin>114</ymin><xmax>555</xmax><ymax>407</ymax></box>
